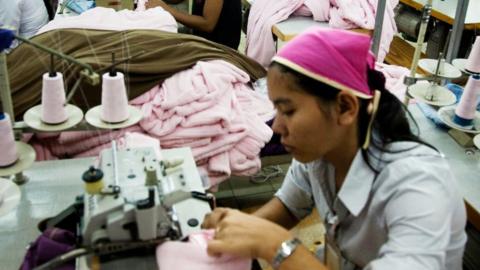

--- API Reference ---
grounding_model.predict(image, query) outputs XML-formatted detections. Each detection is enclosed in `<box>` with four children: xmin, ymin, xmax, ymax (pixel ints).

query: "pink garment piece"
<box><xmin>329</xmin><ymin>0</ymin><xmax>398</xmax><ymax>62</ymax></box>
<box><xmin>161</xmin><ymin>125</ymin><xmax>227</xmax><ymax>141</ymax></box>
<box><xmin>246</xmin><ymin>0</ymin><xmax>330</xmax><ymax>67</ymax></box>
<box><xmin>293</xmin><ymin>4</ymin><xmax>312</xmax><ymax>17</ymax></box>
<box><xmin>375</xmin><ymin>62</ymin><xmax>410</xmax><ymax>101</ymax></box>
<box><xmin>48</xmin><ymin>126</ymin><xmax>141</xmax><ymax>157</ymax></box>
<box><xmin>274</xmin><ymin>28</ymin><xmax>375</xmax><ymax>98</ymax></box>
<box><xmin>192</xmin><ymin>132</ymin><xmax>248</xmax><ymax>162</ymax></box>
<box><xmin>161</xmin><ymin>137</ymin><xmax>212</xmax><ymax>149</ymax></box>
<box><xmin>37</xmin><ymin>7</ymin><xmax>177</xmax><ymax>35</ymax></box>
<box><xmin>208</xmin><ymin>152</ymin><xmax>231</xmax><ymax>176</ymax></box>
<box><xmin>246</xmin><ymin>0</ymin><xmax>305</xmax><ymax>67</ymax></box>
<box><xmin>156</xmin><ymin>230</ymin><xmax>251</xmax><ymax>270</ymax></box>
<box><xmin>304</xmin><ymin>0</ymin><xmax>330</xmax><ymax>21</ymax></box>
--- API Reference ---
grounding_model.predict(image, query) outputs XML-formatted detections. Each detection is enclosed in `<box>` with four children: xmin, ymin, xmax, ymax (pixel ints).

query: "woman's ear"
<box><xmin>335</xmin><ymin>92</ymin><xmax>359</xmax><ymax>126</ymax></box>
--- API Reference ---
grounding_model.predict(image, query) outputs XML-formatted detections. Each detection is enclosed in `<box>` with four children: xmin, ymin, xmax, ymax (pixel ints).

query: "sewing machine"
<box><xmin>34</xmin><ymin>146</ymin><xmax>212</xmax><ymax>270</ymax></box>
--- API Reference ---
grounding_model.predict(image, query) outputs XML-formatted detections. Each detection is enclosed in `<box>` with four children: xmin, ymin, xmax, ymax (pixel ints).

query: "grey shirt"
<box><xmin>276</xmin><ymin>141</ymin><xmax>466</xmax><ymax>270</ymax></box>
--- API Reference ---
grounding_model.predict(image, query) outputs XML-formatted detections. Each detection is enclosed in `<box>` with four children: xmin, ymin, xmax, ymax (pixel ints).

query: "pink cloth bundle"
<box><xmin>101</xmin><ymin>72</ymin><xmax>129</xmax><ymax>123</ymax></box>
<box><xmin>466</xmin><ymin>36</ymin><xmax>480</xmax><ymax>74</ymax></box>
<box><xmin>0</xmin><ymin>113</ymin><xmax>18</xmax><ymax>167</ymax></box>
<box><xmin>454</xmin><ymin>75</ymin><xmax>480</xmax><ymax>127</ymax></box>
<box><xmin>156</xmin><ymin>230</ymin><xmax>251</xmax><ymax>270</ymax></box>
<box><xmin>375</xmin><ymin>62</ymin><xmax>410</xmax><ymax>101</ymax></box>
<box><xmin>245</xmin><ymin>0</ymin><xmax>308</xmax><ymax>67</ymax></box>
<box><xmin>41</xmin><ymin>73</ymin><xmax>68</xmax><ymax>124</ymax></box>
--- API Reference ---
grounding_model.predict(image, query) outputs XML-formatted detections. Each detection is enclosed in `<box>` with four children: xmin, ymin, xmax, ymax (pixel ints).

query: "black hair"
<box><xmin>269</xmin><ymin>62</ymin><xmax>436</xmax><ymax>173</ymax></box>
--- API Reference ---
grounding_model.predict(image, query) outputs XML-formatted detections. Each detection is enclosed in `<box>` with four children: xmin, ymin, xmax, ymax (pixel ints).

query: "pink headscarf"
<box><xmin>272</xmin><ymin>28</ymin><xmax>376</xmax><ymax>99</ymax></box>
<box><xmin>272</xmin><ymin>28</ymin><xmax>381</xmax><ymax>149</ymax></box>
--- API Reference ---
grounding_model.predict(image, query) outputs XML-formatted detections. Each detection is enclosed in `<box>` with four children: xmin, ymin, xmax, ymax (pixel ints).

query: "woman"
<box><xmin>202</xmin><ymin>28</ymin><xmax>467</xmax><ymax>269</ymax></box>
<box><xmin>146</xmin><ymin>0</ymin><xmax>241</xmax><ymax>50</ymax></box>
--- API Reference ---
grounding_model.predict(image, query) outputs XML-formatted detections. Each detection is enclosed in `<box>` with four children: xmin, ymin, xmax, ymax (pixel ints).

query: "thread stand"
<box><xmin>0</xmin><ymin>142</ymin><xmax>36</xmax><ymax>183</ymax></box>
<box><xmin>85</xmin><ymin>52</ymin><xmax>142</xmax><ymax>129</ymax></box>
<box><xmin>406</xmin><ymin>52</ymin><xmax>460</xmax><ymax>107</ymax></box>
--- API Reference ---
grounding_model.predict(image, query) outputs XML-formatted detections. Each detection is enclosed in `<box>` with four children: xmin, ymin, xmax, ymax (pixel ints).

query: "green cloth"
<box><xmin>7</xmin><ymin>29</ymin><xmax>266</xmax><ymax>118</ymax></box>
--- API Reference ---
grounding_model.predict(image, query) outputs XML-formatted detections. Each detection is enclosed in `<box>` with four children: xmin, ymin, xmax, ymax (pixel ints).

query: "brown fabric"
<box><xmin>7</xmin><ymin>29</ymin><xmax>266</xmax><ymax>119</ymax></box>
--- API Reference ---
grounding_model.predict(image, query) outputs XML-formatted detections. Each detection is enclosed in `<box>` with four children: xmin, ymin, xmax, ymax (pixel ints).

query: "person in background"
<box><xmin>145</xmin><ymin>0</ymin><xmax>241</xmax><ymax>50</ymax></box>
<box><xmin>202</xmin><ymin>28</ymin><xmax>467</xmax><ymax>270</ymax></box>
<box><xmin>0</xmin><ymin>0</ymin><xmax>50</xmax><ymax>50</ymax></box>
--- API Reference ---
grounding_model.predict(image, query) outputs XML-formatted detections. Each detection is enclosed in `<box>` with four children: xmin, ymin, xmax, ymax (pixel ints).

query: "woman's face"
<box><xmin>267</xmin><ymin>67</ymin><xmax>340</xmax><ymax>163</ymax></box>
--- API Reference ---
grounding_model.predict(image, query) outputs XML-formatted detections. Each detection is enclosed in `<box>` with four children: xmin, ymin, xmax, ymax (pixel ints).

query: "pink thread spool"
<box><xmin>101</xmin><ymin>72</ymin><xmax>129</xmax><ymax>123</ymax></box>
<box><xmin>41</xmin><ymin>72</ymin><xmax>68</xmax><ymax>124</ymax></box>
<box><xmin>466</xmin><ymin>36</ymin><xmax>480</xmax><ymax>74</ymax></box>
<box><xmin>0</xmin><ymin>113</ymin><xmax>18</xmax><ymax>167</ymax></box>
<box><xmin>454</xmin><ymin>75</ymin><xmax>480</xmax><ymax>128</ymax></box>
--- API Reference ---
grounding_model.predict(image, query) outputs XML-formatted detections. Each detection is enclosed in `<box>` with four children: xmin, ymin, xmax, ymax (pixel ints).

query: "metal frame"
<box><xmin>371</xmin><ymin>0</ymin><xmax>387</xmax><ymax>58</ymax></box>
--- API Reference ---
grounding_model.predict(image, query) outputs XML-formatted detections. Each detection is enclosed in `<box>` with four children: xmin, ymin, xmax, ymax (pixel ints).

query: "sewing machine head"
<box><xmin>81</xmin><ymin>146</ymin><xmax>211</xmax><ymax>246</ymax></box>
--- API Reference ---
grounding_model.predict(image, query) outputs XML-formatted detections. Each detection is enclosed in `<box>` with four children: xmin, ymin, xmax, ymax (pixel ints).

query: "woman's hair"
<box><xmin>270</xmin><ymin>62</ymin><xmax>435</xmax><ymax>172</ymax></box>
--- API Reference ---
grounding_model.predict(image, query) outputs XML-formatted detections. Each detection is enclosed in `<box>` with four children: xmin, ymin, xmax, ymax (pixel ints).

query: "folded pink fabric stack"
<box><xmin>156</xmin><ymin>230</ymin><xmax>251</xmax><ymax>270</ymax></box>
<box><xmin>135</xmin><ymin>60</ymin><xmax>273</xmax><ymax>185</ymax></box>
<box><xmin>30</xmin><ymin>60</ymin><xmax>274</xmax><ymax>187</ymax></box>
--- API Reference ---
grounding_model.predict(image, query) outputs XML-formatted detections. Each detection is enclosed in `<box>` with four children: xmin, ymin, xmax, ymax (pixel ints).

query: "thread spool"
<box><xmin>454</xmin><ymin>75</ymin><xmax>480</xmax><ymax>128</ymax></box>
<box><xmin>466</xmin><ymin>36</ymin><xmax>480</xmax><ymax>74</ymax></box>
<box><xmin>82</xmin><ymin>166</ymin><xmax>104</xmax><ymax>195</ymax></box>
<box><xmin>0</xmin><ymin>113</ymin><xmax>18</xmax><ymax>167</ymax></box>
<box><xmin>41</xmin><ymin>72</ymin><xmax>68</xmax><ymax>124</ymax></box>
<box><xmin>101</xmin><ymin>72</ymin><xmax>129</xmax><ymax>123</ymax></box>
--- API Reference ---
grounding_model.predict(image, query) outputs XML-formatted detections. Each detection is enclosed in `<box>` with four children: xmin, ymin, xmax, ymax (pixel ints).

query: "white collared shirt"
<box><xmin>276</xmin><ymin>141</ymin><xmax>467</xmax><ymax>270</ymax></box>
<box><xmin>0</xmin><ymin>0</ymin><xmax>49</xmax><ymax>49</ymax></box>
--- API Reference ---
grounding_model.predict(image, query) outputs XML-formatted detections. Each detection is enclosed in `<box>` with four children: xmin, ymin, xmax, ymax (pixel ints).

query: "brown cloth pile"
<box><xmin>7</xmin><ymin>29</ymin><xmax>266</xmax><ymax>119</ymax></box>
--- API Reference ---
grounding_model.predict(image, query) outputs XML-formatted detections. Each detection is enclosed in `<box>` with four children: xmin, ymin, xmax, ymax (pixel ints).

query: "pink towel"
<box><xmin>156</xmin><ymin>230</ymin><xmax>251</xmax><ymax>270</ymax></box>
<box><xmin>37</xmin><ymin>7</ymin><xmax>177</xmax><ymax>35</ymax></box>
<box><xmin>246</xmin><ymin>0</ymin><xmax>330</xmax><ymax>67</ymax></box>
<box><xmin>329</xmin><ymin>0</ymin><xmax>399</xmax><ymax>62</ymax></box>
<box><xmin>246</xmin><ymin>0</ymin><xmax>306</xmax><ymax>67</ymax></box>
<box><xmin>375</xmin><ymin>62</ymin><xmax>410</xmax><ymax>101</ymax></box>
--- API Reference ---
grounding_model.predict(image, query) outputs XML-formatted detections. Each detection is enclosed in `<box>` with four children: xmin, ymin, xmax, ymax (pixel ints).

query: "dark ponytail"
<box><xmin>270</xmin><ymin>62</ymin><xmax>435</xmax><ymax>173</ymax></box>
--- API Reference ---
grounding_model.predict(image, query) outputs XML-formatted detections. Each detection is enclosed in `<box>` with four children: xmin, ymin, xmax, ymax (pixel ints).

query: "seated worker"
<box><xmin>202</xmin><ymin>28</ymin><xmax>467</xmax><ymax>270</ymax></box>
<box><xmin>146</xmin><ymin>0</ymin><xmax>241</xmax><ymax>50</ymax></box>
<box><xmin>0</xmin><ymin>0</ymin><xmax>49</xmax><ymax>50</ymax></box>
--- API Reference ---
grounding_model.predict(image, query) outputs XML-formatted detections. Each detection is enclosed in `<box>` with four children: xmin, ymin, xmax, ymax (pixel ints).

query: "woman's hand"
<box><xmin>145</xmin><ymin>0</ymin><xmax>169</xmax><ymax>9</ymax></box>
<box><xmin>202</xmin><ymin>208</ymin><xmax>292</xmax><ymax>261</ymax></box>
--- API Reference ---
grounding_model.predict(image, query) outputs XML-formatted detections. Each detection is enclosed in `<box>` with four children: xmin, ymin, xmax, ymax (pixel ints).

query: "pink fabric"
<box><xmin>375</xmin><ymin>62</ymin><xmax>410</xmax><ymax>101</ymax></box>
<box><xmin>156</xmin><ymin>230</ymin><xmax>251</xmax><ymax>270</ymax></box>
<box><xmin>245</xmin><ymin>0</ymin><xmax>307</xmax><ymax>67</ymax></box>
<box><xmin>305</xmin><ymin>0</ymin><xmax>330</xmax><ymax>21</ymax></box>
<box><xmin>31</xmin><ymin>60</ymin><xmax>274</xmax><ymax>187</ymax></box>
<box><xmin>37</xmin><ymin>7</ymin><xmax>177</xmax><ymax>35</ymax></box>
<box><xmin>292</xmin><ymin>4</ymin><xmax>312</xmax><ymax>17</ymax></box>
<box><xmin>274</xmin><ymin>28</ymin><xmax>375</xmax><ymax>97</ymax></box>
<box><xmin>246</xmin><ymin>0</ymin><xmax>397</xmax><ymax>67</ymax></box>
<box><xmin>329</xmin><ymin>0</ymin><xmax>398</xmax><ymax>62</ymax></box>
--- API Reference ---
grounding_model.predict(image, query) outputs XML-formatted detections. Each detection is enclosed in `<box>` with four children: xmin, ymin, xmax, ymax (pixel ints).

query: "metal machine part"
<box><xmin>395</xmin><ymin>4</ymin><xmax>433</xmax><ymax>42</ymax></box>
<box><xmin>81</xmin><ymin>146</ymin><xmax>211</xmax><ymax>246</ymax></box>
